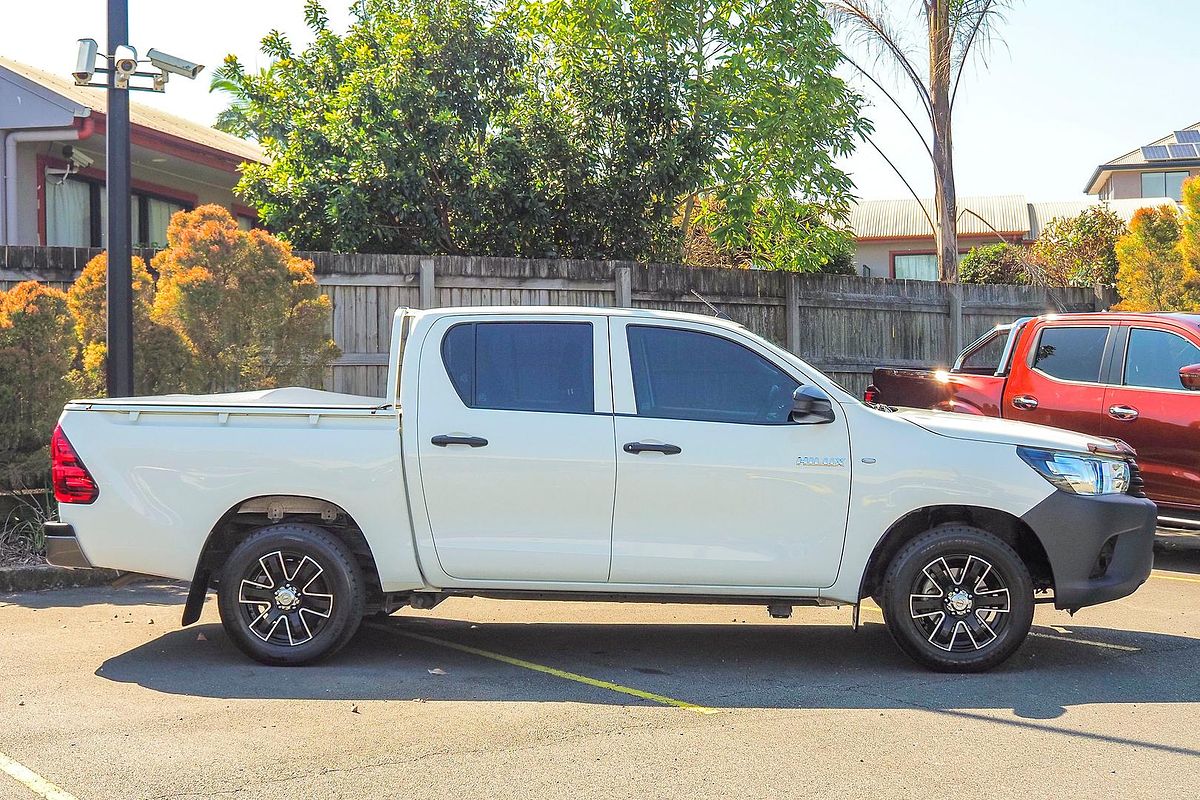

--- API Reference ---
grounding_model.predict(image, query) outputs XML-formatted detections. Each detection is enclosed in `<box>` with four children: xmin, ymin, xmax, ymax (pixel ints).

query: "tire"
<box><xmin>880</xmin><ymin>523</ymin><xmax>1034</xmax><ymax>673</ymax></box>
<box><xmin>217</xmin><ymin>523</ymin><xmax>366</xmax><ymax>666</ymax></box>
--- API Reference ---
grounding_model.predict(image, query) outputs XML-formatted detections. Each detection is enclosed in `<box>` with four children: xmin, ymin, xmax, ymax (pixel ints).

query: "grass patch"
<box><xmin>1</xmin><ymin>490</ymin><xmax>53</xmax><ymax>567</ymax></box>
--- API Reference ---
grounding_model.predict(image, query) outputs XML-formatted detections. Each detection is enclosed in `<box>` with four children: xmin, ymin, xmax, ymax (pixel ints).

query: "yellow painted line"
<box><xmin>858</xmin><ymin>604</ymin><xmax>1139</xmax><ymax>652</ymax></box>
<box><xmin>0</xmin><ymin>751</ymin><xmax>79</xmax><ymax>800</ymax></box>
<box><xmin>1151</xmin><ymin>571</ymin><xmax>1200</xmax><ymax>585</ymax></box>
<box><xmin>367</xmin><ymin>624</ymin><xmax>719</xmax><ymax>715</ymax></box>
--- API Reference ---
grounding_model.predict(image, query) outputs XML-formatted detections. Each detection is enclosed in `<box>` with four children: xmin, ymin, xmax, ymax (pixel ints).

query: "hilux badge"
<box><xmin>796</xmin><ymin>456</ymin><xmax>847</xmax><ymax>467</ymax></box>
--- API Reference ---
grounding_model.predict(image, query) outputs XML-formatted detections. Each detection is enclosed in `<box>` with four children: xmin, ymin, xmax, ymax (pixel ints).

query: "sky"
<box><xmin>2</xmin><ymin>0</ymin><xmax>1197</xmax><ymax>202</ymax></box>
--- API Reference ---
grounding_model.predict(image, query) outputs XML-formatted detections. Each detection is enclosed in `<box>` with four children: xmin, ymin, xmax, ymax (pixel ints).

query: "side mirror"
<box><xmin>791</xmin><ymin>385</ymin><xmax>835</xmax><ymax>425</ymax></box>
<box><xmin>1180</xmin><ymin>364</ymin><xmax>1200</xmax><ymax>391</ymax></box>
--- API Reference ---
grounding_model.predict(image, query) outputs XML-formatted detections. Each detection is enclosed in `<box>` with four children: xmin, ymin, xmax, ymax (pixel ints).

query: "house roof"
<box><xmin>1085</xmin><ymin>121</ymin><xmax>1200</xmax><ymax>194</ymax></box>
<box><xmin>0</xmin><ymin>56</ymin><xmax>263</xmax><ymax>165</ymax></box>
<box><xmin>850</xmin><ymin>195</ymin><xmax>1173</xmax><ymax>242</ymax></box>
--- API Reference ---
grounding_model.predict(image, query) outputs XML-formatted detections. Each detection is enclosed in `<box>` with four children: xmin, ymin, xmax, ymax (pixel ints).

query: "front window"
<box><xmin>1141</xmin><ymin>171</ymin><xmax>1189</xmax><ymax>201</ymax></box>
<box><xmin>1124</xmin><ymin>328</ymin><xmax>1200</xmax><ymax>390</ymax></box>
<box><xmin>626</xmin><ymin>325</ymin><xmax>799</xmax><ymax>424</ymax></box>
<box><xmin>893</xmin><ymin>253</ymin><xmax>939</xmax><ymax>281</ymax></box>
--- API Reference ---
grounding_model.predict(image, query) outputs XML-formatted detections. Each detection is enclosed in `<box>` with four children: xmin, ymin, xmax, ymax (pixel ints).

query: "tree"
<box><xmin>519</xmin><ymin>0</ymin><xmax>869</xmax><ymax>270</ymax></box>
<box><xmin>959</xmin><ymin>242</ymin><xmax>1028</xmax><ymax>284</ymax></box>
<box><xmin>150</xmin><ymin>205</ymin><xmax>340</xmax><ymax>392</ymax></box>
<box><xmin>826</xmin><ymin>2</ymin><xmax>1012</xmax><ymax>287</ymax></box>
<box><xmin>0</xmin><ymin>282</ymin><xmax>75</xmax><ymax>489</ymax></box>
<box><xmin>66</xmin><ymin>253</ymin><xmax>197</xmax><ymax>397</ymax></box>
<box><xmin>1113</xmin><ymin>205</ymin><xmax>1194</xmax><ymax>311</ymax></box>
<box><xmin>1031</xmin><ymin>205</ymin><xmax>1127</xmax><ymax>287</ymax></box>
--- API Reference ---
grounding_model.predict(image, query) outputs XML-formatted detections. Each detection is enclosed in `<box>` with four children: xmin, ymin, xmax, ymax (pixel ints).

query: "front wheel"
<box><xmin>880</xmin><ymin>524</ymin><xmax>1034</xmax><ymax>672</ymax></box>
<box><xmin>217</xmin><ymin>523</ymin><xmax>366</xmax><ymax>666</ymax></box>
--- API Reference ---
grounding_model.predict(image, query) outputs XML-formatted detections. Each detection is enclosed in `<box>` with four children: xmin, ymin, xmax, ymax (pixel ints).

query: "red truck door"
<box><xmin>1002</xmin><ymin>322</ymin><xmax>1116</xmax><ymax>436</ymax></box>
<box><xmin>1101</xmin><ymin>324</ymin><xmax>1200</xmax><ymax>512</ymax></box>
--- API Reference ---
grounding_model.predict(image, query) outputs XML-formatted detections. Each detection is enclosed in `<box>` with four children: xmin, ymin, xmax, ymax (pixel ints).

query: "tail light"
<box><xmin>863</xmin><ymin>384</ymin><xmax>879</xmax><ymax>404</ymax></box>
<box><xmin>51</xmin><ymin>425</ymin><xmax>99</xmax><ymax>504</ymax></box>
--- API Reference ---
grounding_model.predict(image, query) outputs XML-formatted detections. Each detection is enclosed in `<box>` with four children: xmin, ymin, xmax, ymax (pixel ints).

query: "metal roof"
<box><xmin>1027</xmin><ymin>197</ymin><xmax>1173</xmax><ymax>239</ymax></box>
<box><xmin>848</xmin><ymin>195</ymin><xmax>1030</xmax><ymax>239</ymax></box>
<box><xmin>0</xmin><ymin>57</ymin><xmax>264</xmax><ymax>164</ymax></box>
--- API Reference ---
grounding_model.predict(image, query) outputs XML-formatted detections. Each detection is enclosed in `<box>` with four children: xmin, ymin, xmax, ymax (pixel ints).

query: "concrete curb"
<box><xmin>0</xmin><ymin>564</ymin><xmax>122</xmax><ymax>594</ymax></box>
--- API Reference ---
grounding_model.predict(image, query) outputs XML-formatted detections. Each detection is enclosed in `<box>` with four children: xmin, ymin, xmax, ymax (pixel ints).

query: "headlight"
<box><xmin>1017</xmin><ymin>447</ymin><xmax>1130</xmax><ymax>495</ymax></box>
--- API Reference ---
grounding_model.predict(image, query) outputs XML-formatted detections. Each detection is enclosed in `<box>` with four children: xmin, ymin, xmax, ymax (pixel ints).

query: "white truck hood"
<box><xmin>896</xmin><ymin>408</ymin><xmax>1117</xmax><ymax>454</ymax></box>
<box><xmin>73</xmin><ymin>387</ymin><xmax>387</xmax><ymax>408</ymax></box>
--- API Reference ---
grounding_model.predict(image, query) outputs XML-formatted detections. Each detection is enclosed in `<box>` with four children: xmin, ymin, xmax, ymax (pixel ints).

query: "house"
<box><xmin>1086</xmin><ymin>121</ymin><xmax>1200</xmax><ymax>202</ymax></box>
<box><xmin>847</xmin><ymin>195</ymin><xmax>1168</xmax><ymax>280</ymax></box>
<box><xmin>0</xmin><ymin>57</ymin><xmax>263</xmax><ymax>249</ymax></box>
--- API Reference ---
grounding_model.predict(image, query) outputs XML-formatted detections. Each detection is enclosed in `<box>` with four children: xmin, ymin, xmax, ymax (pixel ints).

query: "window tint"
<box><xmin>1032</xmin><ymin>327</ymin><xmax>1109</xmax><ymax>383</ymax></box>
<box><xmin>627</xmin><ymin>326</ymin><xmax>799</xmax><ymax>424</ymax></box>
<box><xmin>441</xmin><ymin>322</ymin><xmax>594</xmax><ymax>413</ymax></box>
<box><xmin>958</xmin><ymin>331</ymin><xmax>1007</xmax><ymax>374</ymax></box>
<box><xmin>1124</xmin><ymin>328</ymin><xmax>1200</xmax><ymax>390</ymax></box>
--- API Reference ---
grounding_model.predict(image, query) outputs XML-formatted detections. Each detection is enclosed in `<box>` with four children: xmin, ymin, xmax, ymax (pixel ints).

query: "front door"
<box><xmin>416</xmin><ymin>315</ymin><xmax>615</xmax><ymax>582</ymax></box>
<box><xmin>608</xmin><ymin>319</ymin><xmax>851</xmax><ymax>589</ymax></box>
<box><xmin>1002</xmin><ymin>323</ymin><xmax>1114</xmax><ymax>435</ymax></box>
<box><xmin>1102</xmin><ymin>325</ymin><xmax>1200</xmax><ymax>510</ymax></box>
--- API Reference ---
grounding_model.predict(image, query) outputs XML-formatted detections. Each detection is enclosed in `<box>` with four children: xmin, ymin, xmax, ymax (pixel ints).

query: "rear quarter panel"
<box><xmin>872</xmin><ymin>368</ymin><xmax>1004</xmax><ymax>415</ymax></box>
<box><xmin>56</xmin><ymin>407</ymin><xmax>425</xmax><ymax>591</ymax></box>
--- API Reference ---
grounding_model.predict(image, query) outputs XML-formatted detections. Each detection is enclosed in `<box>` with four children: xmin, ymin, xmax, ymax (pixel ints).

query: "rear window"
<box><xmin>441</xmin><ymin>322</ymin><xmax>594</xmax><ymax>413</ymax></box>
<box><xmin>958</xmin><ymin>330</ymin><xmax>1007</xmax><ymax>374</ymax></box>
<box><xmin>1031</xmin><ymin>326</ymin><xmax>1109</xmax><ymax>383</ymax></box>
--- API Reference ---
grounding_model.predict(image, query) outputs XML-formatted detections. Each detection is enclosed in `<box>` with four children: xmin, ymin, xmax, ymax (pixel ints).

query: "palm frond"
<box><xmin>949</xmin><ymin>0</ymin><xmax>1013</xmax><ymax>108</ymax></box>
<box><xmin>825</xmin><ymin>0</ymin><xmax>933</xmax><ymax>119</ymax></box>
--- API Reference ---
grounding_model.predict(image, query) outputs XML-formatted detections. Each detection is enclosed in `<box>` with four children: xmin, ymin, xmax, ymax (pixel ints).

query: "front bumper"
<box><xmin>43</xmin><ymin>522</ymin><xmax>95</xmax><ymax>569</ymax></box>
<box><xmin>1022</xmin><ymin>492</ymin><xmax>1157</xmax><ymax>611</ymax></box>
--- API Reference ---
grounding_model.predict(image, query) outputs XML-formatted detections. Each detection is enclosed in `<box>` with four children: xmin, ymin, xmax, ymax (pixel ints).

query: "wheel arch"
<box><xmin>857</xmin><ymin>504</ymin><xmax>1053</xmax><ymax>602</ymax></box>
<box><xmin>182</xmin><ymin>495</ymin><xmax>384</xmax><ymax>626</ymax></box>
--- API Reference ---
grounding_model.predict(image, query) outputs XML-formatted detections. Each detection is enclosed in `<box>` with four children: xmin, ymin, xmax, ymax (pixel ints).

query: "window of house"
<box><xmin>43</xmin><ymin>165</ymin><xmax>188</xmax><ymax>247</ymax></box>
<box><xmin>45</xmin><ymin>177</ymin><xmax>92</xmax><ymax>247</ymax></box>
<box><xmin>441</xmin><ymin>322</ymin><xmax>594</xmax><ymax>413</ymax></box>
<box><xmin>626</xmin><ymin>325</ymin><xmax>799</xmax><ymax>424</ymax></box>
<box><xmin>1141</xmin><ymin>171</ymin><xmax>1189</xmax><ymax>201</ymax></box>
<box><xmin>893</xmin><ymin>253</ymin><xmax>939</xmax><ymax>281</ymax></box>
<box><xmin>1031</xmin><ymin>326</ymin><xmax>1110</xmax><ymax>383</ymax></box>
<box><xmin>1124</xmin><ymin>328</ymin><xmax>1200</xmax><ymax>391</ymax></box>
<box><xmin>236</xmin><ymin>215</ymin><xmax>255</xmax><ymax>232</ymax></box>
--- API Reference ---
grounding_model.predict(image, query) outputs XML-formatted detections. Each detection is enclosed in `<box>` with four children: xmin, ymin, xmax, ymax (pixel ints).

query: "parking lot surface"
<box><xmin>2</xmin><ymin>552</ymin><xmax>1199</xmax><ymax>800</ymax></box>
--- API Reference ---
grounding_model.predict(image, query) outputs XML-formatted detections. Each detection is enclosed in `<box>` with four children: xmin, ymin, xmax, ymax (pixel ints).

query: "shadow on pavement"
<box><xmin>1153</xmin><ymin>548</ymin><xmax>1200</xmax><ymax>575</ymax></box>
<box><xmin>1</xmin><ymin>580</ymin><xmax>188</xmax><ymax>609</ymax></box>
<box><xmin>96</xmin><ymin>613</ymin><xmax>1200</xmax><ymax>737</ymax></box>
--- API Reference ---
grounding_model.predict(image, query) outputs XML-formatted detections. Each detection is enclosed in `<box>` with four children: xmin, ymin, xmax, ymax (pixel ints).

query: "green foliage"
<box><xmin>0</xmin><ymin>282</ymin><xmax>76</xmax><ymax>491</ymax></box>
<box><xmin>1031</xmin><ymin>206</ymin><xmax>1127</xmax><ymax>287</ymax></box>
<box><xmin>959</xmin><ymin>243</ymin><xmax>1029</xmax><ymax>285</ymax></box>
<box><xmin>215</xmin><ymin>0</ymin><xmax>868</xmax><ymax>269</ymax></box>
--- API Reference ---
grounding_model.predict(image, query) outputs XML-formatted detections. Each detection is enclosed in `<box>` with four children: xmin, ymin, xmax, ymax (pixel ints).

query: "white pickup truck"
<box><xmin>46</xmin><ymin>307</ymin><xmax>1156</xmax><ymax>672</ymax></box>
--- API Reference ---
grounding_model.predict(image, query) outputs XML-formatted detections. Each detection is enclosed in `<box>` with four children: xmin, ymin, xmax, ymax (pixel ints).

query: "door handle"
<box><xmin>1108</xmin><ymin>404</ymin><xmax>1139</xmax><ymax>421</ymax></box>
<box><xmin>623</xmin><ymin>441</ymin><xmax>682</xmax><ymax>455</ymax></box>
<box><xmin>431</xmin><ymin>434</ymin><xmax>489</xmax><ymax>447</ymax></box>
<box><xmin>1011</xmin><ymin>395</ymin><xmax>1039</xmax><ymax>410</ymax></box>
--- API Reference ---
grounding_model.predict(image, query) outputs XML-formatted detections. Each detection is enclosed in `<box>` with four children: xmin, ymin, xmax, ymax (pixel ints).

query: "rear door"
<box><xmin>1002</xmin><ymin>322</ymin><xmax>1115</xmax><ymax>435</ymax></box>
<box><xmin>1102</xmin><ymin>324</ymin><xmax>1200</xmax><ymax>510</ymax></box>
<box><xmin>416</xmin><ymin>314</ymin><xmax>615</xmax><ymax>582</ymax></box>
<box><xmin>607</xmin><ymin>318</ymin><xmax>850</xmax><ymax>589</ymax></box>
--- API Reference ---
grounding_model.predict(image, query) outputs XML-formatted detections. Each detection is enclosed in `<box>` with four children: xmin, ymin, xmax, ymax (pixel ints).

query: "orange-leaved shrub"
<box><xmin>151</xmin><ymin>205</ymin><xmax>339</xmax><ymax>391</ymax></box>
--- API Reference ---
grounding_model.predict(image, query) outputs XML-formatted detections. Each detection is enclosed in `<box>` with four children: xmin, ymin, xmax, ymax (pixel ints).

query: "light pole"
<box><xmin>70</xmin><ymin>2</ymin><xmax>203</xmax><ymax>397</ymax></box>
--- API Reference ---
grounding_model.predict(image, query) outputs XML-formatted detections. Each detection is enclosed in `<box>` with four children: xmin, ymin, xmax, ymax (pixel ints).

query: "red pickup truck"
<box><xmin>869</xmin><ymin>313</ymin><xmax>1200</xmax><ymax>526</ymax></box>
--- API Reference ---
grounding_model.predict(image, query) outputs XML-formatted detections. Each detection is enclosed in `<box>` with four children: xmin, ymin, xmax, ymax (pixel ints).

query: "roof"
<box><xmin>850</xmin><ymin>195</ymin><xmax>1174</xmax><ymax>242</ymax></box>
<box><xmin>1032</xmin><ymin>312</ymin><xmax>1200</xmax><ymax>330</ymax></box>
<box><xmin>0</xmin><ymin>57</ymin><xmax>263</xmax><ymax>164</ymax></box>
<box><xmin>1085</xmin><ymin>121</ymin><xmax>1200</xmax><ymax>194</ymax></box>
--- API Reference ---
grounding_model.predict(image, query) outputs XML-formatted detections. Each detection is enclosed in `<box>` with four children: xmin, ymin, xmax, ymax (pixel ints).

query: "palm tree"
<box><xmin>826</xmin><ymin>0</ymin><xmax>1011</xmax><ymax>351</ymax></box>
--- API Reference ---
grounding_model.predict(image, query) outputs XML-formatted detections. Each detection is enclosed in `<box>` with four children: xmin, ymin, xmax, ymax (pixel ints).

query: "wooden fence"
<box><xmin>1</xmin><ymin>246</ymin><xmax>1116</xmax><ymax>397</ymax></box>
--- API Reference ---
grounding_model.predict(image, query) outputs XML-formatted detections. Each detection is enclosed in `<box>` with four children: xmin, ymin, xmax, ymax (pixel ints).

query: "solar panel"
<box><xmin>1142</xmin><ymin>145</ymin><xmax>1171</xmax><ymax>160</ymax></box>
<box><xmin>1175</xmin><ymin>130</ymin><xmax>1200</xmax><ymax>144</ymax></box>
<box><xmin>1168</xmin><ymin>143</ymin><xmax>1198</xmax><ymax>158</ymax></box>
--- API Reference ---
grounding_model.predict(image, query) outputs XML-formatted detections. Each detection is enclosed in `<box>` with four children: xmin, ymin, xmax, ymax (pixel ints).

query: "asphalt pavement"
<box><xmin>2</xmin><ymin>551</ymin><xmax>1199</xmax><ymax>800</ymax></box>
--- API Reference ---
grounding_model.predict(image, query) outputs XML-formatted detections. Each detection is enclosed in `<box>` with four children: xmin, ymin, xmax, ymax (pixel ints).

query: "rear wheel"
<box><xmin>880</xmin><ymin>524</ymin><xmax>1034</xmax><ymax>672</ymax></box>
<box><xmin>217</xmin><ymin>523</ymin><xmax>365</xmax><ymax>666</ymax></box>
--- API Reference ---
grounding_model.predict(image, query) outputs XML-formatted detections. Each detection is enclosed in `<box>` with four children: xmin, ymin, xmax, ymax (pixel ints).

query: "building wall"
<box><xmin>853</xmin><ymin>235</ymin><xmax>1019</xmax><ymax>279</ymax></box>
<box><xmin>1103</xmin><ymin>168</ymin><xmax>1200</xmax><ymax>200</ymax></box>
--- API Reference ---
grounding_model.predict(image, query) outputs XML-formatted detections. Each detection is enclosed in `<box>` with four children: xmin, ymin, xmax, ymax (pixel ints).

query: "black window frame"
<box><xmin>439</xmin><ymin>320</ymin><xmax>597</xmax><ymax>415</ymax></box>
<box><xmin>625</xmin><ymin>324</ymin><xmax>802</xmax><ymax>426</ymax></box>
<box><xmin>43</xmin><ymin>169</ymin><xmax>192</xmax><ymax>248</ymax></box>
<box><xmin>1026</xmin><ymin>324</ymin><xmax>1116</xmax><ymax>385</ymax></box>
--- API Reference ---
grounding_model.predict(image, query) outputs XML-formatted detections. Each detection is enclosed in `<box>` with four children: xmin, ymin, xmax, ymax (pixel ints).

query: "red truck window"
<box><xmin>1031</xmin><ymin>327</ymin><xmax>1109</xmax><ymax>383</ymax></box>
<box><xmin>1123</xmin><ymin>328</ymin><xmax>1200</xmax><ymax>390</ymax></box>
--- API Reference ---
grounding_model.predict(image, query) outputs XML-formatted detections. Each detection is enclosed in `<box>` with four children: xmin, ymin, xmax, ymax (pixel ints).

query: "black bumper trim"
<box><xmin>1021</xmin><ymin>492</ymin><xmax>1157</xmax><ymax>610</ymax></box>
<box><xmin>43</xmin><ymin>522</ymin><xmax>95</xmax><ymax>569</ymax></box>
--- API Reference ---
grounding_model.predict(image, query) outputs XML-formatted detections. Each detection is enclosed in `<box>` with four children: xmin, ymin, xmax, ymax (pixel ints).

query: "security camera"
<box><xmin>147</xmin><ymin>49</ymin><xmax>204</xmax><ymax>79</ymax></box>
<box><xmin>113</xmin><ymin>46</ymin><xmax>139</xmax><ymax>89</ymax></box>
<box><xmin>62</xmin><ymin>146</ymin><xmax>94</xmax><ymax>170</ymax></box>
<box><xmin>73</xmin><ymin>38</ymin><xmax>98</xmax><ymax>85</ymax></box>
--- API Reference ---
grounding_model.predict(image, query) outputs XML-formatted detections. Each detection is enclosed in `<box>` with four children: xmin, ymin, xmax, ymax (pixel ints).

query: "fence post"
<box><xmin>947</xmin><ymin>282</ymin><xmax>964</xmax><ymax>361</ymax></box>
<box><xmin>419</xmin><ymin>258</ymin><xmax>436</xmax><ymax>309</ymax></box>
<box><xmin>614</xmin><ymin>265</ymin><xmax>632</xmax><ymax>307</ymax></box>
<box><xmin>785</xmin><ymin>273</ymin><xmax>801</xmax><ymax>354</ymax></box>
